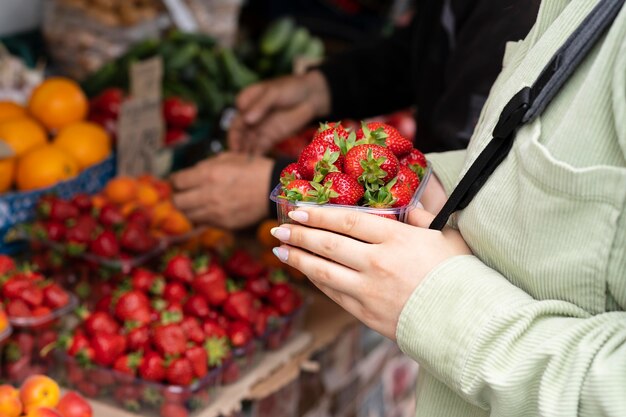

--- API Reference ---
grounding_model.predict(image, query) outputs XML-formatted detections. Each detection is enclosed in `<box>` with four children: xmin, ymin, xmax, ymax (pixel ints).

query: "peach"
<box><xmin>24</xmin><ymin>406</ymin><xmax>63</xmax><ymax>417</ymax></box>
<box><xmin>0</xmin><ymin>385</ymin><xmax>22</xmax><ymax>417</ymax></box>
<box><xmin>56</xmin><ymin>392</ymin><xmax>92</xmax><ymax>417</ymax></box>
<box><xmin>19</xmin><ymin>375</ymin><xmax>60</xmax><ymax>412</ymax></box>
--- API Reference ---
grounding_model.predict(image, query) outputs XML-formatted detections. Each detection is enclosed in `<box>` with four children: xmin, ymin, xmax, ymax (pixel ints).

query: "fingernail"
<box><xmin>270</xmin><ymin>227</ymin><xmax>290</xmax><ymax>241</ymax></box>
<box><xmin>272</xmin><ymin>247</ymin><xmax>289</xmax><ymax>262</ymax></box>
<box><xmin>288</xmin><ymin>210</ymin><xmax>308</xmax><ymax>223</ymax></box>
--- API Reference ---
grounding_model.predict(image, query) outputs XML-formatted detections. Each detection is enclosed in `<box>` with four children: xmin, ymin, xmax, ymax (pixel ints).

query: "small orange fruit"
<box><xmin>0</xmin><ymin>157</ymin><xmax>15</xmax><ymax>193</ymax></box>
<box><xmin>199</xmin><ymin>227</ymin><xmax>234</xmax><ymax>250</ymax></box>
<box><xmin>103</xmin><ymin>176</ymin><xmax>138</xmax><ymax>205</ymax></box>
<box><xmin>0</xmin><ymin>101</ymin><xmax>27</xmax><ymax>123</ymax></box>
<box><xmin>261</xmin><ymin>249</ymin><xmax>284</xmax><ymax>269</ymax></box>
<box><xmin>137</xmin><ymin>182</ymin><xmax>160</xmax><ymax>207</ymax></box>
<box><xmin>16</xmin><ymin>145</ymin><xmax>79</xmax><ymax>191</ymax></box>
<box><xmin>53</xmin><ymin>121</ymin><xmax>111</xmax><ymax>170</ymax></box>
<box><xmin>91</xmin><ymin>194</ymin><xmax>107</xmax><ymax>210</ymax></box>
<box><xmin>161</xmin><ymin>210</ymin><xmax>192</xmax><ymax>235</ymax></box>
<box><xmin>19</xmin><ymin>375</ymin><xmax>61</xmax><ymax>412</ymax></box>
<box><xmin>0</xmin><ymin>117</ymin><xmax>47</xmax><ymax>157</ymax></box>
<box><xmin>151</xmin><ymin>201</ymin><xmax>174</xmax><ymax>228</ymax></box>
<box><xmin>121</xmin><ymin>201</ymin><xmax>139</xmax><ymax>217</ymax></box>
<box><xmin>28</xmin><ymin>77</ymin><xmax>88</xmax><ymax>131</ymax></box>
<box><xmin>256</xmin><ymin>219</ymin><xmax>280</xmax><ymax>248</ymax></box>
<box><xmin>0</xmin><ymin>384</ymin><xmax>22</xmax><ymax>417</ymax></box>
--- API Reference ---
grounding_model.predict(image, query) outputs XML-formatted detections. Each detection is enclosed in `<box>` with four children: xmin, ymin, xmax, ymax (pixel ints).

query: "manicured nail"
<box><xmin>288</xmin><ymin>210</ymin><xmax>309</xmax><ymax>223</ymax></box>
<box><xmin>270</xmin><ymin>227</ymin><xmax>290</xmax><ymax>241</ymax></box>
<box><xmin>272</xmin><ymin>247</ymin><xmax>289</xmax><ymax>262</ymax></box>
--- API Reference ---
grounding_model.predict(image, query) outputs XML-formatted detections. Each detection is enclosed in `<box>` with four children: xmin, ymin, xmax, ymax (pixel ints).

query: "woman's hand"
<box><xmin>270</xmin><ymin>207</ymin><xmax>471</xmax><ymax>340</ymax></box>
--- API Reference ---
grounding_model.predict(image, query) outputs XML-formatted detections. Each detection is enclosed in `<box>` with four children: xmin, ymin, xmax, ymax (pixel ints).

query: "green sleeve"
<box><xmin>426</xmin><ymin>150</ymin><xmax>467</xmax><ymax>196</ymax></box>
<box><xmin>396</xmin><ymin>255</ymin><xmax>626</xmax><ymax>416</ymax></box>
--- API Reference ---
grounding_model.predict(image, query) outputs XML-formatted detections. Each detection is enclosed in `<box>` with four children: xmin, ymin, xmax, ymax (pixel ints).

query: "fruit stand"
<box><xmin>0</xmin><ymin>2</ymin><xmax>420</xmax><ymax>417</ymax></box>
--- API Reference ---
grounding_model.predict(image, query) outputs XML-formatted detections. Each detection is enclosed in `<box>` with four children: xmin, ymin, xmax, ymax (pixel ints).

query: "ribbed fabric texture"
<box><xmin>396</xmin><ymin>1</ymin><xmax>626</xmax><ymax>416</ymax></box>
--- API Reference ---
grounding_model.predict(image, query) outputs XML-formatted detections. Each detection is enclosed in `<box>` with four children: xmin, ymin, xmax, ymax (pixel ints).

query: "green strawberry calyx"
<box><xmin>358</xmin><ymin>148</ymin><xmax>389</xmax><ymax>188</ymax></box>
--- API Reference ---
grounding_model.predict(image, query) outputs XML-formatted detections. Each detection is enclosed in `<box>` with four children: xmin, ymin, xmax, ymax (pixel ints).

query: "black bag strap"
<box><xmin>429</xmin><ymin>0</ymin><xmax>625</xmax><ymax>230</ymax></box>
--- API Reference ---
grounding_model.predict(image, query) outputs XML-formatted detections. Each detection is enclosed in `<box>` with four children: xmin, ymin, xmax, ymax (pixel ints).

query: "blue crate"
<box><xmin>0</xmin><ymin>155</ymin><xmax>116</xmax><ymax>254</ymax></box>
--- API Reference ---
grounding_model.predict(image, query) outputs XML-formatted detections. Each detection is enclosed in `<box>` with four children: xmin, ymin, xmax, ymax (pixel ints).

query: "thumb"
<box><xmin>407</xmin><ymin>206</ymin><xmax>436</xmax><ymax>228</ymax></box>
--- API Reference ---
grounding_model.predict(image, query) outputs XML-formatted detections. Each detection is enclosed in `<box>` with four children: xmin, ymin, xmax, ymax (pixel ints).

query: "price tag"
<box><xmin>130</xmin><ymin>57</ymin><xmax>163</xmax><ymax>100</ymax></box>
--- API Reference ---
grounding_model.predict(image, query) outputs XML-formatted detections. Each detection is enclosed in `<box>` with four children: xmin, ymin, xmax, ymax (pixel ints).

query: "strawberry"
<box><xmin>6</xmin><ymin>299</ymin><xmax>31</xmax><ymax>317</ymax></box>
<box><xmin>98</xmin><ymin>204</ymin><xmax>125</xmax><ymax>227</ymax></box>
<box><xmin>20</xmin><ymin>282</ymin><xmax>44</xmax><ymax>307</ymax></box>
<box><xmin>279</xmin><ymin>163</ymin><xmax>303</xmax><ymax>186</ymax></box>
<box><xmin>153</xmin><ymin>315</ymin><xmax>187</xmax><ymax>356</ymax></box>
<box><xmin>397</xmin><ymin>165</ymin><xmax>420</xmax><ymax>193</ymax></box>
<box><xmin>254</xmin><ymin>306</ymin><xmax>280</xmax><ymax>337</ymax></box>
<box><xmin>95</xmin><ymin>294</ymin><xmax>113</xmax><ymax>312</ymax></box>
<box><xmin>65</xmin><ymin>215</ymin><xmax>98</xmax><ymax>255</ymax></box>
<box><xmin>311</xmin><ymin>172</ymin><xmax>364</xmax><ymax>205</ymax></box>
<box><xmin>91</xmin><ymin>333</ymin><xmax>126</xmax><ymax>366</ymax></box>
<box><xmin>90</xmin><ymin>230</ymin><xmax>120</xmax><ymax>258</ymax></box>
<box><xmin>223</xmin><ymin>290</ymin><xmax>256</xmax><ymax>323</ymax></box>
<box><xmin>65</xmin><ymin>331</ymin><xmax>92</xmax><ymax>357</ymax></box>
<box><xmin>297</xmin><ymin>140</ymin><xmax>344</xmax><ymax>181</ymax></box>
<box><xmin>163</xmin><ymin>282</ymin><xmax>188</xmax><ymax>304</ymax></box>
<box><xmin>164</xmin><ymin>254</ymin><xmax>194</xmax><ymax>283</ymax></box>
<box><xmin>126</xmin><ymin>207</ymin><xmax>151</xmax><ymax>229</ymax></box>
<box><xmin>389</xmin><ymin>180</ymin><xmax>414</xmax><ymax>208</ymax></box>
<box><xmin>185</xmin><ymin>345</ymin><xmax>208</xmax><ymax>378</ymax></box>
<box><xmin>357</xmin><ymin>122</ymin><xmax>412</xmax><ymax>157</ymax></box>
<box><xmin>114</xmin><ymin>290</ymin><xmax>151</xmax><ymax>323</ymax></box>
<box><xmin>225</xmin><ymin>249</ymin><xmax>266</xmax><ymax>279</ymax></box>
<box><xmin>139</xmin><ymin>351</ymin><xmax>166</xmax><ymax>382</ymax></box>
<box><xmin>268</xmin><ymin>283</ymin><xmax>301</xmax><ymax>315</ymax></box>
<box><xmin>204</xmin><ymin>337</ymin><xmax>230</xmax><ymax>368</ymax></box>
<box><xmin>42</xmin><ymin>283</ymin><xmax>70</xmax><ymax>309</ymax></box>
<box><xmin>183</xmin><ymin>295</ymin><xmax>210</xmax><ymax>319</ymax></box>
<box><xmin>0</xmin><ymin>255</ymin><xmax>15</xmax><ymax>275</ymax></box>
<box><xmin>344</xmin><ymin>144</ymin><xmax>399</xmax><ymax>186</ymax></box>
<box><xmin>113</xmin><ymin>352</ymin><xmax>142</xmax><ymax>376</ymax></box>
<box><xmin>119</xmin><ymin>223</ymin><xmax>157</xmax><ymax>254</ymax></box>
<box><xmin>126</xmin><ymin>325</ymin><xmax>151</xmax><ymax>351</ymax></box>
<box><xmin>245</xmin><ymin>277</ymin><xmax>272</xmax><ymax>298</ymax></box>
<box><xmin>33</xmin><ymin>220</ymin><xmax>66</xmax><ymax>241</ymax></box>
<box><xmin>228</xmin><ymin>321</ymin><xmax>253</xmax><ymax>347</ymax></box>
<box><xmin>131</xmin><ymin>268</ymin><xmax>157</xmax><ymax>292</ymax></box>
<box><xmin>84</xmin><ymin>311</ymin><xmax>120</xmax><ymax>336</ymax></box>
<box><xmin>192</xmin><ymin>264</ymin><xmax>228</xmax><ymax>306</ymax></box>
<box><xmin>202</xmin><ymin>321</ymin><xmax>227</xmax><ymax>339</ymax></box>
<box><xmin>113</xmin><ymin>385</ymin><xmax>141</xmax><ymax>412</ymax></box>
<box><xmin>364</xmin><ymin>177</ymin><xmax>413</xmax><ymax>209</ymax></box>
<box><xmin>180</xmin><ymin>316</ymin><xmax>205</xmax><ymax>344</ymax></box>
<box><xmin>71</xmin><ymin>193</ymin><xmax>93</xmax><ymax>213</ymax></box>
<box><xmin>280</xmin><ymin>179</ymin><xmax>315</xmax><ymax>202</ymax></box>
<box><xmin>160</xmin><ymin>403</ymin><xmax>189</xmax><ymax>417</ymax></box>
<box><xmin>312</xmin><ymin>121</ymin><xmax>349</xmax><ymax>145</ymax></box>
<box><xmin>166</xmin><ymin>357</ymin><xmax>194</xmax><ymax>386</ymax></box>
<box><xmin>76</xmin><ymin>381</ymin><xmax>100</xmax><ymax>398</ymax></box>
<box><xmin>37</xmin><ymin>198</ymin><xmax>79</xmax><ymax>222</ymax></box>
<box><xmin>399</xmin><ymin>148</ymin><xmax>428</xmax><ymax>178</ymax></box>
<box><xmin>2</xmin><ymin>277</ymin><xmax>31</xmax><ymax>299</ymax></box>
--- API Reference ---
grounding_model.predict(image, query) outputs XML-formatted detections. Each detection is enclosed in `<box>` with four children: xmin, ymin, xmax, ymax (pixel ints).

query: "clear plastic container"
<box><xmin>221</xmin><ymin>340</ymin><xmax>259</xmax><ymax>385</ymax></box>
<box><xmin>261</xmin><ymin>304</ymin><xmax>307</xmax><ymax>351</ymax></box>
<box><xmin>2</xmin><ymin>295</ymin><xmax>78</xmax><ymax>384</ymax></box>
<box><xmin>57</xmin><ymin>352</ymin><xmax>223</xmax><ymax>417</ymax></box>
<box><xmin>270</xmin><ymin>164</ymin><xmax>432</xmax><ymax>224</ymax></box>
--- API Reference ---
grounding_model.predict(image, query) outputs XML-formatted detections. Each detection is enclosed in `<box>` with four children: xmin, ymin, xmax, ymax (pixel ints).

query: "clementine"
<box><xmin>0</xmin><ymin>157</ymin><xmax>15</xmax><ymax>193</ymax></box>
<box><xmin>16</xmin><ymin>145</ymin><xmax>79</xmax><ymax>191</ymax></box>
<box><xmin>53</xmin><ymin>121</ymin><xmax>111</xmax><ymax>170</ymax></box>
<box><xmin>151</xmin><ymin>201</ymin><xmax>174</xmax><ymax>228</ymax></box>
<box><xmin>0</xmin><ymin>117</ymin><xmax>47</xmax><ymax>157</ymax></box>
<box><xmin>136</xmin><ymin>182</ymin><xmax>160</xmax><ymax>207</ymax></box>
<box><xmin>161</xmin><ymin>209</ymin><xmax>192</xmax><ymax>235</ymax></box>
<box><xmin>0</xmin><ymin>101</ymin><xmax>26</xmax><ymax>123</ymax></box>
<box><xmin>0</xmin><ymin>384</ymin><xmax>22</xmax><ymax>417</ymax></box>
<box><xmin>28</xmin><ymin>78</ymin><xmax>88</xmax><ymax>131</ymax></box>
<box><xmin>199</xmin><ymin>227</ymin><xmax>234</xmax><ymax>250</ymax></box>
<box><xmin>19</xmin><ymin>375</ymin><xmax>61</xmax><ymax>412</ymax></box>
<box><xmin>256</xmin><ymin>219</ymin><xmax>280</xmax><ymax>248</ymax></box>
<box><xmin>103</xmin><ymin>176</ymin><xmax>138</xmax><ymax>205</ymax></box>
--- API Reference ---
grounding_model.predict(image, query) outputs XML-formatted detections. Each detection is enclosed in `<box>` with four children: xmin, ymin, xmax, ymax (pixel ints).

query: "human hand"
<box><xmin>269</xmin><ymin>207</ymin><xmax>471</xmax><ymax>340</ymax></box>
<box><xmin>170</xmin><ymin>152</ymin><xmax>274</xmax><ymax>229</ymax></box>
<box><xmin>228</xmin><ymin>70</ymin><xmax>331</xmax><ymax>155</ymax></box>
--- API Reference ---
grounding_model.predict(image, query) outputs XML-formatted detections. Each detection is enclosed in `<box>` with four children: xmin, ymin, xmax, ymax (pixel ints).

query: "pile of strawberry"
<box><xmin>60</xmin><ymin>248</ymin><xmax>302</xmax><ymax>392</ymax></box>
<box><xmin>278</xmin><ymin>121</ymin><xmax>427</xmax><ymax>219</ymax></box>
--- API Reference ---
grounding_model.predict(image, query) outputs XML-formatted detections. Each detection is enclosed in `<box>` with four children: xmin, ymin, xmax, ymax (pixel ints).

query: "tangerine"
<box><xmin>0</xmin><ymin>157</ymin><xmax>15</xmax><ymax>193</ymax></box>
<box><xmin>0</xmin><ymin>117</ymin><xmax>47</xmax><ymax>157</ymax></box>
<box><xmin>28</xmin><ymin>77</ymin><xmax>88</xmax><ymax>131</ymax></box>
<box><xmin>161</xmin><ymin>210</ymin><xmax>192</xmax><ymax>235</ymax></box>
<box><xmin>53</xmin><ymin>122</ymin><xmax>111</xmax><ymax>170</ymax></box>
<box><xmin>151</xmin><ymin>201</ymin><xmax>174</xmax><ymax>228</ymax></box>
<box><xmin>0</xmin><ymin>101</ymin><xmax>26</xmax><ymax>123</ymax></box>
<box><xmin>199</xmin><ymin>227</ymin><xmax>234</xmax><ymax>250</ymax></box>
<box><xmin>136</xmin><ymin>182</ymin><xmax>160</xmax><ymax>207</ymax></box>
<box><xmin>16</xmin><ymin>145</ymin><xmax>79</xmax><ymax>191</ymax></box>
<box><xmin>103</xmin><ymin>176</ymin><xmax>138</xmax><ymax>205</ymax></box>
<box><xmin>256</xmin><ymin>219</ymin><xmax>280</xmax><ymax>248</ymax></box>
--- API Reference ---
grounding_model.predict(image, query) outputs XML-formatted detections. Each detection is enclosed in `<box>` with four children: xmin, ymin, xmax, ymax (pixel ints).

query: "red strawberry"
<box><xmin>160</xmin><ymin>403</ymin><xmax>189</xmax><ymax>417</ymax></box>
<box><xmin>84</xmin><ymin>311</ymin><xmax>120</xmax><ymax>336</ymax></box>
<box><xmin>95</xmin><ymin>295</ymin><xmax>113</xmax><ymax>312</ymax></box>
<box><xmin>312</xmin><ymin>172</ymin><xmax>364</xmax><ymax>205</ymax></box>
<box><xmin>357</xmin><ymin>122</ymin><xmax>412</xmax><ymax>157</ymax></box>
<box><xmin>139</xmin><ymin>351</ymin><xmax>166</xmax><ymax>382</ymax></box>
<box><xmin>344</xmin><ymin>144</ymin><xmax>399</xmax><ymax>186</ymax></box>
<box><xmin>115</xmin><ymin>290</ymin><xmax>151</xmax><ymax>323</ymax></box>
<box><xmin>280</xmin><ymin>179</ymin><xmax>314</xmax><ymax>202</ymax></box>
<box><xmin>279</xmin><ymin>163</ymin><xmax>303</xmax><ymax>186</ymax></box>
<box><xmin>192</xmin><ymin>264</ymin><xmax>228</xmax><ymax>306</ymax></box>
<box><xmin>119</xmin><ymin>223</ymin><xmax>157</xmax><ymax>254</ymax></box>
<box><xmin>163</xmin><ymin>282</ymin><xmax>188</xmax><ymax>304</ymax></box>
<box><xmin>42</xmin><ymin>283</ymin><xmax>70</xmax><ymax>309</ymax></box>
<box><xmin>113</xmin><ymin>384</ymin><xmax>141</xmax><ymax>411</ymax></box>
<box><xmin>297</xmin><ymin>140</ymin><xmax>344</xmax><ymax>181</ymax></box>
<box><xmin>245</xmin><ymin>277</ymin><xmax>272</xmax><ymax>298</ymax></box>
<box><xmin>204</xmin><ymin>337</ymin><xmax>230</xmax><ymax>368</ymax></box>
<box><xmin>228</xmin><ymin>321</ymin><xmax>253</xmax><ymax>347</ymax></box>
<box><xmin>0</xmin><ymin>255</ymin><xmax>15</xmax><ymax>275</ymax></box>
<box><xmin>399</xmin><ymin>148</ymin><xmax>427</xmax><ymax>178</ymax></box>
<box><xmin>389</xmin><ymin>180</ymin><xmax>414</xmax><ymax>208</ymax></box>
<box><xmin>166</xmin><ymin>357</ymin><xmax>194</xmax><ymax>386</ymax></box>
<box><xmin>65</xmin><ymin>215</ymin><xmax>98</xmax><ymax>254</ymax></box>
<box><xmin>397</xmin><ymin>165</ymin><xmax>420</xmax><ymax>193</ymax></box>
<box><xmin>180</xmin><ymin>316</ymin><xmax>205</xmax><ymax>344</ymax></box>
<box><xmin>131</xmin><ymin>268</ymin><xmax>158</xmax><ymax>292</ymax></box>
<box><xmin>38</xmin><ymin>198</ymin><xmax>79</xmax><ymax>222</ymax></box>
<box><xmin>64</xmin><ymin>331</ymin><xmax>91</xmax><ymax>357</ymax></box>
<box><xmin>71</xmin><ymin>193</ymin><xmax>93</xmax><ymax>213</ymax></box>
<box><xmin>33</xmin><ymin>220</ymin><xmax>66</xmax><ymax>241</ymax></box>
<box><xmin>126</xmin><ymin>207</ymin><xmax>151</xmax><ymax>229</ymax></box>
<box><xmin>20</xmin><ymin>283</ymin><xmax>44</xmax><ymax>307</ymax></box>
<box><xmin>113</xmin><ymin>352</ymin><xmax>142</xmax><ymax>376</ymax></box>
<box><xmin>268</xmin><ymin>283</ymin><xmax>301</xmax><ymax>315</ymax></box>
<box><xmin>76</xmin><ymin>381</ymin><xmax>100</xmax><ymax>398</ymax></box>
<box><xmin>225</xmin><ymin>250</ymin><xmax>266</xmax><ymax>279</ymax></box>
<box><xmin>183</xmin><ymin>295</ymin><xmax>210</xmax><ymax>319</ymax></box>
<box><xmin>126</xmin><ymin>325</ymin><xmax>151</xmax><ymax>351</ymax></box>
<box><xmin>91</xmin><ymin>333</ymin><xmax>126</xmax><ymax>366</ymax></box>
<box><xmin>254</xmin><ymin>306</ymin><xmax>280</xmax><ymax>337</ymax></box>
<box><xmin>202</xmin><ymin>321</ymin><xmax>227</xmax><ymax>339</ymax></box>
<box><xmin>6</xmin><ymin>299</ymin><xmax>31</xmax><ymax>317</ymax></box>
<box><xmin>98</xmin><ymin>204</ymin><xmax>124</xmax><ymax>227</ymax></box>
<box><xmin>312</xmin><ymin>121</ymin><xmax>349</xmax><ymax>145</ymax></box>
<box><xmin>90</xmin><ymin>230</ymin><xmax>120</xmax><ymax>259</ymax></box>
<box><xmin>164</xmin><ymin>254</ymin><xmax>194</xmax><ymax>283</ymax></box>
<box><xmin>364</xmin><ymin>177</ymin><xmax>413</xmax><ymax>209</ymax></box>
<box><xmin>223</xmin><ymin>290</ymin><xmax>256</xmax><ymax>323</ymax></box>
<box><xmin>2</xmin><ymin>277</ymin><xmax>31</xmax><ymax>299</ymax></box>
<box><xmin>185</xmin><ymin>345</ymin><xmax>208</xmax><ymax>378</ymax></box>
<box><xmin>153</xmin><ymin>318</ymin><xmax>187</xmax><ymax>356</ymax></box>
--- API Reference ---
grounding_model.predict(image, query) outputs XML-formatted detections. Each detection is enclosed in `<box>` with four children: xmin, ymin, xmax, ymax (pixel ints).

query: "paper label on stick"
<box><xmin>130</xmin><ymin>57</ymin><xmax>163</xmax><ymax>100</ymax></box>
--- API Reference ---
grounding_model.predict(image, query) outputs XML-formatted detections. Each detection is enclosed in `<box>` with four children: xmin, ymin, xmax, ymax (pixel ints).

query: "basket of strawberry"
<box><xmin>270</xmin><ymin>122</ymin><xmax>430</xmax><ymax>223</ymax></box>
<box><xmin>0</xmin><ymin>254</ymin><xmax>76</xmax><ymax>384</ymax></box>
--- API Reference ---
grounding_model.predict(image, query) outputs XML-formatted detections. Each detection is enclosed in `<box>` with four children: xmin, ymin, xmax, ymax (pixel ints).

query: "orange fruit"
<box><xmin>151</xmin><ymin>201</ymin><xmax>174</xmax><ymax>228</ymax></box>
<box><xmin>103</xmin><ymin>176</ymin><xmax>138</xmax><ymax>205</ymax></box>
<box><xmin>0</xmin><ymin>101</ymin><xmax>27</xmax><ymax>123</ymax></box>
<box><xmin>28</xmin><ymin>77</ymin><xmax>88</xmax><ymax>131</ymax></box>
<box><xmin>200</xmin><ymin>227</ymin><xmax>234</xmax><ymax>250</ymax></box>
<box><xmin>161</xmin><ymin>210</ymin><xmax>192</xmax><ymax>235</ymax></box>
<box><xmin>53</xmin><ymin>122</ymin><xmax>111</xmax><ymax>170</ymax></box>
<box><xmin>261</xmin><ymin>249</ymin><xmax>284</xmax><ymax>269</ymax></box>
<box><xmin>19</xmin><ymin>375</ymin><xmax>61</xmax><ymax>412</ymax></box>
<box><xmin>16</xmin><ymin>145</ymin><xmax>79</xmax><ymax>191</ymax></box>
<box><xmin>137</xmin><ymin>182</ymin><xmax>159</xmax><ymax>207</ymax></box>
<box><xmin>256</xmin><ymin>219</ymin><xmax>280</xmax><ymax>248</ymax></box>
<box><xmin>0</xmin><ymin>117</ymin><xmax>47</xmax><ymax>157</ymax></box>
<box><xmin>91</xmin><ymin>194</ymin><xmax>107</xmax><ymax>210</ymax></box>
<box><xmin>0</xmin><ymin>157</ymin><xmax>15</xmax><ymax>193</ymax></box>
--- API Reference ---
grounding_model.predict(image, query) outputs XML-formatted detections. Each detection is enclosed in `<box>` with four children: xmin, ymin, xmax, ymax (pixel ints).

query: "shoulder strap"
<box><xmin>429</xmin><ymin>0</ymin><xmax>625</xmax><ymax>231</ymax></box>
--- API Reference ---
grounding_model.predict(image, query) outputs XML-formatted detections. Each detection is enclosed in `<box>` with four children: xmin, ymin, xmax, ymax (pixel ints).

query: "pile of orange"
<box><xmin>0</xmin><ymin>77</ymin><xmax>111</xmax><ymax>193</ymax></box>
